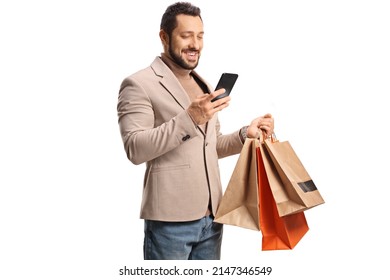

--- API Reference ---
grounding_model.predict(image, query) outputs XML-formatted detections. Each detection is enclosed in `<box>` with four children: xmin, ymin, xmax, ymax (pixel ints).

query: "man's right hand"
<box><xmin>187</xmin><ymin>89</ymin><xmax>231</xmax><ymax>125</ymax></box>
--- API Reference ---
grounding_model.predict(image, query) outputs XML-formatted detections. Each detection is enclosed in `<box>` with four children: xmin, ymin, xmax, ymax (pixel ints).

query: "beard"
<box><xmin>168</xmin><ymin>41</ymin><xmax>199</xmax><ymax>70</ymax></box>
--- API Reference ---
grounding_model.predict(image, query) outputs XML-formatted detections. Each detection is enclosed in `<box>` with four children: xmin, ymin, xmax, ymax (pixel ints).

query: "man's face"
<box><xmin>167</xmin><ymin>14</ymin><xmax>204</xmax><ymax>70</ymax></box>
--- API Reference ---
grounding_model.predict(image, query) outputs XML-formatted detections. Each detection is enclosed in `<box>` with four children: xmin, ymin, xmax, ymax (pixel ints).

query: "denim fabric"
<box><xmin>144</xmin><ymin>215</ymin><xmax>223</xmax><ymax>260</ymax></box>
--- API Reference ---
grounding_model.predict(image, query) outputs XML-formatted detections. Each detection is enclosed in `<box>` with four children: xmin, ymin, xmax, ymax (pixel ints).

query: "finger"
<box><xmin>196</xmin><ymin>93</ymin><xmax>210</xmax><ymax>102</ymax></box>
<box><xmin>260</xmin><ymin>123</ymin><xmax>273</xmax><ymax>133</ymax></box>
<box><xmin>212</xmin><ymin>96</ymin><xmax>231</xmax><ymax>108</ymax></box>
<box><xmin>259</xmin><ymin>117</ymin><xmax>274</xmax><ymax>126</ymax></box>
<box><xmin>208</xmin><ymin>88</ymin><xmax>226</xmax><ymax>101</ymax></box>
<box><xmin>211</xmin><ymin>100</ymin><xmax>230</xmax><ymax>113</ymax></box>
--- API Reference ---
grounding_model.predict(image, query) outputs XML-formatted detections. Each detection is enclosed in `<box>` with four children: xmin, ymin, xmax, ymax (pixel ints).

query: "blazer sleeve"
<box><xmin>117</xmin><ymin>76</ymin><xmax>199</xmax><ymax>165</ymax></box>
<box><xmin>215</xmin><ymin>117</ymin><xmax>243</xmax><ymax>159</ymax></box>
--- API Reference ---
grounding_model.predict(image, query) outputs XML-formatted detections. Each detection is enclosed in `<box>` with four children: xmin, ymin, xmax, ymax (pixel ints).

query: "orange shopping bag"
<box><xmin>256</xmin><ymin>144</ymin><xmax>309</xmax><ymax>250</ymax></box>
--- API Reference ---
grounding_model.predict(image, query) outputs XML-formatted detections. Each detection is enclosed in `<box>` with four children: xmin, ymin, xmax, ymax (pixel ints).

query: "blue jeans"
<box><xmin>144</xmin><ymin>215</ymin><xmax>223</xmax><ymax>260</ymax></box>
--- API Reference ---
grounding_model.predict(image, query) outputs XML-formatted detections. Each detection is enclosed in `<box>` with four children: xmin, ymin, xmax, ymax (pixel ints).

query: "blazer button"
<box><xmin>182</xmin><ymin>135</ymin><xmax>190</xmax><ymax>141</ymax></box>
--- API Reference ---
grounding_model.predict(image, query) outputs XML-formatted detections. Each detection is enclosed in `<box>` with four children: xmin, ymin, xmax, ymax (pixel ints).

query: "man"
<box><xmin>117</xmin><ymin>2</ymin><xmax>274</xmax><ymax>260</ymax></box>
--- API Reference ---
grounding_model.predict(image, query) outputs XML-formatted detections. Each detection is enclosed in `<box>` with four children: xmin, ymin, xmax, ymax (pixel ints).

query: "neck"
<box><xmin>161</xmin><ymin>53</ymin><xmax>192</xmax><ymax>80</ymax></box>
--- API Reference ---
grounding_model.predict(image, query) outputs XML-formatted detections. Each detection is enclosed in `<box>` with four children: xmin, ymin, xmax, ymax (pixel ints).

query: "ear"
<box><xmin>159</xmin><ymin>29</ymin><xmax>169</xmax><ymax>47</ymax></box>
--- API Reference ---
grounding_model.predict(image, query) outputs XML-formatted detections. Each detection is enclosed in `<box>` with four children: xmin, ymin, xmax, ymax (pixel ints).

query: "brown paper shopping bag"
<box><xmin>262</xmin><ymin>136</ymin><xmax>325</xmax><ymax>217</ymax></box>
<box><xmin>257</xmin><ymin>143</ymin><xmax>309</xmax><ymax>250</ymax></box>
<box><xmin>214</xmin><ymin>138</ymin><xmax>260</xmax><ymax>230</ymax></box>
<box><xmin>215</xmin><ymin>138</ymin><xmax>309</xmax><ymax>250</ymax></box>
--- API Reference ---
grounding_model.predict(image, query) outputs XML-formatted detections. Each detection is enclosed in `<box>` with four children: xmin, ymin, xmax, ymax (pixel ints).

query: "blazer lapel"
<box><xmin>151</xmin><ymin>57</ymin><xmax>190</xmax><ymax>109</ymax></box>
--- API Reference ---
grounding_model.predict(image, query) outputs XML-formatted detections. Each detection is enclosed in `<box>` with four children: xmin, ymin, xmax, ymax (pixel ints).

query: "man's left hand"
<box><xmin>247</xmin><ymin>113</ymin><xmax>274</xmax><ymax>139</ymax></box>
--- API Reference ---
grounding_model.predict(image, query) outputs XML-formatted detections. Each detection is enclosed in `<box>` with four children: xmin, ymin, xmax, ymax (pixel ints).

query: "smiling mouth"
<box><xmin>184</xmin><ymin>50</ymin><xmax>199</xmax><ymax>61</ymax></box>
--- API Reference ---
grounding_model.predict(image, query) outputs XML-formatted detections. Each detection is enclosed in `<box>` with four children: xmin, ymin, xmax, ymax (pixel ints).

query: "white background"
<box><xmin>1</xmin><ymin>0</ymin><xmax>389</xmax><ymax>279</ymax></box>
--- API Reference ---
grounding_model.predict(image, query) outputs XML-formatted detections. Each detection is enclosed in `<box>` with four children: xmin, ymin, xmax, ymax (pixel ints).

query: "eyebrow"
<box><xmin>180</xmin><ymin>31</ymin><xmax>204</xmax><ymax>35</ymax></box>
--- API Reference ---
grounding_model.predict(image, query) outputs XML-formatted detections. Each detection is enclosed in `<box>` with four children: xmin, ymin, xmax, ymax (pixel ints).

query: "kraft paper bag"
<box><xmin>263</xmin><ymin>137</ymin><xmax>325</xmax><ymax>217</ymax></box>
<box><xmin>214</xmin><ymin>139</ymin><xmax>260</xmax><ymax>230</ymax></box>
<box><xmin>257</xmin><ymin>144</ymin><xmax>309</xmax><ymax>250</ymax></box>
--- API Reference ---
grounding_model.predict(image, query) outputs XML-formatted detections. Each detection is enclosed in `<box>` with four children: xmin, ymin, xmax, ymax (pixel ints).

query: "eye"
<box><xmin>180</xmin><ymin>32</ymin><xmax>192</xmax><ymax>38</ymax></box>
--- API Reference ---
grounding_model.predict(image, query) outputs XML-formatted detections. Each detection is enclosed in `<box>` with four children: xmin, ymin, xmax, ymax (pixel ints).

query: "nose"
<box><xmin>189</xmin><ymin>36</ymin><xmax>201</xmax><ymax>50</ymax></box>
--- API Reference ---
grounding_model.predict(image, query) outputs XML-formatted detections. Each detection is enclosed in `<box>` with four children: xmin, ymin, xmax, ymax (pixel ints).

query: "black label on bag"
<box><xmin>298</xmin><ymin>180</ymin><xmax>317</xmax><ymax>193</ymax></box>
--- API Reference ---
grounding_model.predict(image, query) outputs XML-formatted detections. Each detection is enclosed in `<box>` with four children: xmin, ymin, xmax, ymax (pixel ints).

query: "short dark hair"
<box><xmin>160</xmin><ymin>2</ymin><xmax>202</xmax><ymax>37</ymax></box>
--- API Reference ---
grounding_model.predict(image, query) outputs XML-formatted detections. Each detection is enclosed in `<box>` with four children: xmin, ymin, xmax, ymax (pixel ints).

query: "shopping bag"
<box><xmin>257</xmin><ymin>143</ymin><xmax>309</xmax><ymax>250</ymax></box>
<box><xmin>214</xmin><ymin>138</ymin><xmax>260</xmax><ymax>230</ymax></box>
<box><xmin>215</xmin><ymin>138</ymin><xmax>309</xmax><ymax>250</ymax></box>
<box><xmin>262</xmin><ymin>135</ymin><xmax>325</xmax><ymax>216</ymax></box>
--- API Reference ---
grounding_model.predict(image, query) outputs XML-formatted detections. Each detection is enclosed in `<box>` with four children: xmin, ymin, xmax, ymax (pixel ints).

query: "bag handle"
<box><xmin>259</xmin><ymin>130</ymin><xmax>278</xmax><ymax>143</ymax></box>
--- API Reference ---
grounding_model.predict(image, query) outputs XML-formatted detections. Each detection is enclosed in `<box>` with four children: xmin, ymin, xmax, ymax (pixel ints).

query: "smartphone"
<box><xmin>211</xmin><ymin>73</ymin><xmax>239</xmax><ymax>102</ymax></box>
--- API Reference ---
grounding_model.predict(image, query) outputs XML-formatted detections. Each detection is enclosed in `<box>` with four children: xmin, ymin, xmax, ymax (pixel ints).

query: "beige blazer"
<box><xmin>117</xmin><ymin>57</ymin><xmax>243</xmax><ymax>222</ymax></box>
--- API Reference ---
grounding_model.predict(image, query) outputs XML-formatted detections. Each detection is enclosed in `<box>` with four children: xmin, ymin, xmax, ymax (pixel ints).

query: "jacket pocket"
<box><xmin>151</xmin><ymin>164</ymin><xmax>190</xmax><ymax>173</ymax></box>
